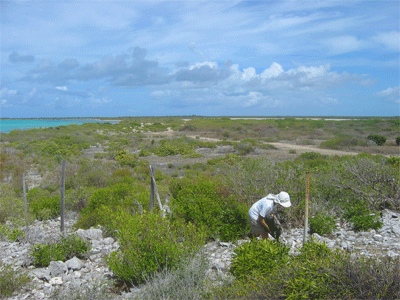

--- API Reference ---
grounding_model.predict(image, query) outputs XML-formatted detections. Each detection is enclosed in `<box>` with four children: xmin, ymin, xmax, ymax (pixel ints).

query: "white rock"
<box><xmin>49</xmin><ymin>276</ymin><xmax>63</xmax><ymax>285</ymax></box>
<box><xmin>373</xmin><ymin>234</ymin><xmax>384</xmax><ymax>242</ymax></box>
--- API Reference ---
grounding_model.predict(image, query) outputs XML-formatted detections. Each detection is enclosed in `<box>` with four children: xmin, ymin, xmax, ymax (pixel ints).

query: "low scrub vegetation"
<box><xmin>106</xmin><ymin>211</ymin><xmax>206</xmax><ymax>287</ymax></box>
<box><xmin>31</xmin><ymin>234</ymin><xmax>90</xmax><ymax>267</ymax></box>
<box><xmin>0</xmin><ymin>117</ymin><xmax>399</xmax><ymax>299</ymax></box>
<box><xmin>0</xmin><ymin>262</ymin><xmax>31</xmax><ymax>299</ymax></box>
<box><xmin>209</xmin><ymin>239</ymin><xmax>400</xmax><ymax>300</ymax></box>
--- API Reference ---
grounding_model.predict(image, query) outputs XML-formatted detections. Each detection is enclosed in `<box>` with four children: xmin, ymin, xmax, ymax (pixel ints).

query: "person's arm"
<box><xmin>258</xmin><ymin>215</ymin><xmax>270</xmax><ymax>232</ymax></box>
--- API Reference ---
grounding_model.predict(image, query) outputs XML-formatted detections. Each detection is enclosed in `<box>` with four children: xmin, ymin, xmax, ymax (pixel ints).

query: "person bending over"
<box><xmin>248</xmin><ymin>192</ymin><xmax>291</xmax><ymax>240</ymax></box>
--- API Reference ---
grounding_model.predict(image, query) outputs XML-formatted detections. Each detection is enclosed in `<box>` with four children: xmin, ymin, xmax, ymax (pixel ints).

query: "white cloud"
<box><xmin>0</xmin><ymin>87</ymin><xmax>18</xmax><ymax>98</ymax></box>
<box><xmin>372</xmin><ymin>31</ymin><xmax>400</xmax><ymax>51</ymax></box>
<box><xmin>376</xmin><ymin>87</ymin><xmax>400</xmax><ymax>103</ymax></box>
<box><xmin>56</xmin><ymin>86</ymin><xmax>68</xmax><ymax>91</ymax></box>
<box><xmin>324</xmin><ymin>35</ymin><xmax>364</xmax><ymax>54</ymax></box>
<box><xmin>261</xmin><ymin>63</ymin><xmax>284</xmax><ymax>79</ymax></box>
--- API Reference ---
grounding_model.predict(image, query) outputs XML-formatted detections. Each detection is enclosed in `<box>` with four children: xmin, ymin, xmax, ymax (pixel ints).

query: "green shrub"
<box><xmin>342</xmin><ymin>202</ymin><xmax>383</xmax><ymax>231</ymax></box>
<box><xmin>214</xmin><ymin>239</ymin><xmax>400</xmax><ymax>300</ymax></box>
<box><xmin>115</xmin><ymin>149</ymin><xmax>138</xmax><ymax>167</ymax></box>
<box><xmin>31</xmin><ymin>234</ymin><xmax>90</xmax><ymax>267</ymax></box>
<box><xmin>75</xmin><ymin>182</ymin><xmax>149</xmax><ymax>232</ymax></box>
<box><xmin>320</xmin><ymin>136</ymin><xmax>364</xmax><ymax>149</ymax></box>
<box><xmin>94</xmin><ymin>152</ymin><xmax>109</xmax><ymax>159</ymax></box>
<box><xmin>387</xmin><ymin>156</ymin><xmax>400</xmax><ymax>166</ymax></box>
<box><xmin>139</xmin><ymin>148</ymin><xmax>152</xmax><ymax>157</ymax></box>
<box><xmin>170</xmin><ymin>175</ymin><xmax>223</xmax><ymax>238</ymax></box>
<box><xmin>309</xmin><ymin>213</ymin><xmax>336</xmax><ymax>235</ymax></box>
<box><xmin>0</xmin><ymin>225</ymin><xmax>25</xmax><ymax>242</ymax></box>
<box><xmin>235</xmin><ymin>142</ymin><xmax>254</xmax><ymax>156</ymax></box>
<box><xmin>106</xmin><ymin>212</ymin><xmax>205</xmax><ymax>287</ymax></box>
<box><xmin>27</xmin><ymin>187</ymin><xmax>60</xmax><ymax>220</ymax></box>
<box><xmin>0</xmin><ymin>184</ymin><xmax>24</xmax><ymax>223</ymax></box>
<box><xmin>230</xmin><ymin>239</ymin><xmax>290</xmax><ymax>281</ymax></box>
<box><xmin>351</xmin><ymin>214</ymin><xmax>383</xmax><ymax>232</ymax></box>
<box><xmin>218</xmin><ymin>202</ymin><xmax>250</xmax><ymax>242</ymax></box>
<box><xmin>367</xmin><ymin>134</ymin><xmax>387</xmax><ymax>146</ymax></box>
<box><xmin>170</xmin><ymin>175</ymin><xmax>246</xmax><ymax>240</ymax></box>
<box><xmin>298</xmin><ymin>151</ymin><xmax>328</xmax><ymax>160</ymax></box>
<box><xmin>0</xmin><ymin>262</ymin><xmax>31</xmax><ymax>298</ymax></box>
<box><xmin>396</xmin><ymin>136</ymin><xmax>400</xmax><ymax>146</ymax></box>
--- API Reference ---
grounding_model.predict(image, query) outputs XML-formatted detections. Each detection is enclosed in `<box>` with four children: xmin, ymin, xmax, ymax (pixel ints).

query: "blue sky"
<box><xmin>1</xmin><ymin>0</ymin><xmax>399</xmax><ymax>118</ymax></box>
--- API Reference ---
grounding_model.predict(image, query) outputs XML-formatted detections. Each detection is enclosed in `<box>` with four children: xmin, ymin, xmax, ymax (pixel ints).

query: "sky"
<box><xmin>1</xmin><ymin>0</ymin><xmax>399</xmax><ymax>118</ymax></box>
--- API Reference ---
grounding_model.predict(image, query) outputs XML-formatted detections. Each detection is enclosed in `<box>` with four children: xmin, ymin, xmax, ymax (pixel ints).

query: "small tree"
<box><xmin>367</xmin><ymin>134</ymin><xmax>386</xmax><ymax>146</ymax></box>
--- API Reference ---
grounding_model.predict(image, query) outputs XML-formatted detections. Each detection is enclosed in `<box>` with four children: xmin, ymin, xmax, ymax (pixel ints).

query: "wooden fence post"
<box><xmin>22</xmin><ymin>173</ymin><xmax>28</xmax><ymax>233</ymax></box>
<box><xmin>149</xmin><ymin>165</ymin><xmax>164</xmax><ymax>216</ymax></box>
<box><xmin>60</xmin><ymin>160</ymin><xmax>66</xmax><ymax>234</ymax></box>
<box><xmin>303</xmin><ymin>172</ymin><xmax>310</xmax><ymax>244</ymax></box>
<box><xmin>149</xmin><ymin>166</ymin><xmax>154</xmax><ymax>211</ymax></box>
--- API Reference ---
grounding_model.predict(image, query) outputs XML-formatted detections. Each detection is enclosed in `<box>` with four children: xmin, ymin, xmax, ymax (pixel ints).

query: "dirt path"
<box><xmin>267</xmin><ymin>142</ymin><xmax>359</xmax><ymax>157</ymax></box>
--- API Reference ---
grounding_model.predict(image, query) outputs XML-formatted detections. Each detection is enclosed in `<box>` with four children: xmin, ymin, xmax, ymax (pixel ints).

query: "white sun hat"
<box><xmin>274</xmin><ymin>191</ymin><xmax>291</xmax><ymax>207</ymax></box>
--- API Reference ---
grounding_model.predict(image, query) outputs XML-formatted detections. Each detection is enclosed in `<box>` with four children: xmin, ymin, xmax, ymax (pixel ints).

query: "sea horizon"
<box><xmin>0</xmin><ymin>118</ymin><xmax>120</xmax><ymax>133</ymax></box>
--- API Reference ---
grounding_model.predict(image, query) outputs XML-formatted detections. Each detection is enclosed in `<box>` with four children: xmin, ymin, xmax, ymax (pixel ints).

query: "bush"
<box><xmin>396</xmin><ymin>136</ymin><xmax>400</xmax><ymax>146</ymax></box>
<box><xmin>320</xmin><ymin>136</ymin><xmax>364</xmax><ymax>149</ymax></box>
<box><xmin>309</xmin><ymin>213</ymin><xmax>336</xmax><ymax>235</ymax></box>
<box><xmin>170</xmin><ymin>175</ymin><xmax>248</xmax><ymax>240</ymax></box>
<box><xmin>27</xmin><ymin>187</ymin><xmax>60</xmax><ymax>220</ymax></box>
<box><xmin>350</xmin><ymin>214</ymin><xmax>383</xmax><ymax>232</ymax></box>
<box><xmin>0</xmin><ymin>184</ymin><xmax>24</xmax><ymax>223</ymax></box>
<box><xmin>230</xmin><ymin>239</ymin><xmax>290</xmax><ymax>281</ymax></box>
<box><xmin>75</xmin><ymin>182</ymin><xmax>149</xmax><ymax>232</ymax></box>
<box><xmin>31</xmin><ymin>234</ymin><xmax>90</xmax><ymax>267</ymax></box>
<box><xmin>343</xmin><ymin>202</ymin><xmax>383</xmax><ymax>231</ymax></box>
<box><xmin>367</xmin><ymin>134</ymin><xmax>387</xmax><ymax>146</ymax></box>
<box><xmin>0</xmin><ymin>224</ymin><xmax>25</xmax><ymax>242</ymax></box>
<box><xmin>218</xmin><ymin>202</ymin><xmax>250</xmax><ymax>242</ymax></box>
<box><xmin>215</xmin><ymin>239</ymin><xmax>400</xmax><ymax>300</ymax></box>
<box><xmin>0</xmin><ymin>262</ymin><xmax>31</xmax><ymax>298</ymax></box>
<box><xmin>106</xmin><ymin>212</ymin><xmax>206</xmax><ymax>287</ymax></box>
<box><xmin>115</xmin><ymin>149</ymin><xmax>138</xmax><ymax>167</ymax></box>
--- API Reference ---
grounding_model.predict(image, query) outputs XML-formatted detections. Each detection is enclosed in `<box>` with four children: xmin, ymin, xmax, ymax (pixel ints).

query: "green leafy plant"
<box><xmin>343</xmin><ymin>202</ymin><xmax>383</xmax><ymax>231</ymax></box>
<box><xmin>230</xmin><ymin>239</ymin><xmax>290</xmax><ymax>280</ymax></box>
<box><xmin>320</xmin><ymin>136</ymin><xmax>364</xmax><ymax>149</ymax></box>
<box><xmin>350</xmin><ymin>214</ymin><xmax>383</xmax><ymax>232</ymax></box>
<box><xmin>115</xmin><ymin>149</ymin><xmax>138</xmax><ymax>167</ymax></box>
<box><xmin>396</xmin><ymin>136</ymin><xmax>400</xmax><ymax>146</ymax></box>
<box><xmin>31</xmin><ymin>234</ymin><xmax>90</xmax><ymax>267</ymax></box>
<box><xmin>309</xmin><ymin>213</ymin><xmax>336</xmax><ymax>235</ymax></box>
<box><xmin>0</xmin><ymin>262</ymin><xmax>31</xmax><ymax>299</ymax></box>
<box><xmin>0</xmin><ymin>225</ymin><xmax>25</xmax><ymax>242</ymax></box>
<box><xmin>367</xmin><ymin>134</ymin><xmax>387</xmax><ymax>146</ymax></box>
<box><xmin>217</xmin><ymin>202</ymin><xmax>250</xmax><ymax>242</ymax></box>
<box><xmin>27</xmin><ymin>187</ymin><xmax>61</xmax><ymax>220</ymax></box>
<box><xmin>106</xmin><ymin>212</ymin><xmax>206</xmax><ymax>287</ymax></box>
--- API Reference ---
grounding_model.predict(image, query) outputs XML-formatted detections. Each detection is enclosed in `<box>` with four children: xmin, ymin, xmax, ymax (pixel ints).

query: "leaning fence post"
<box><xmin>149</xmin><ymin>165</ymin><xmax>164</xmax><ymax>216</ymax></box>
<box><xmin>149</xmin><ymin>166</ymin><xmax>154</xmax><ymax>211</ymax></box>
<box><xmin>60</xmin><ymin>160</ymin><xmax>66</xmax><ymax>234</ymax></box>
<box><xmin>22</xmin><ymin>173</ymin><xmax>28</xmax><ymax>233</ymax></box>
<box><xmin>303</xmin><ymin>172</ymin><xmax>310</xmax><ymax>244</ymax></box>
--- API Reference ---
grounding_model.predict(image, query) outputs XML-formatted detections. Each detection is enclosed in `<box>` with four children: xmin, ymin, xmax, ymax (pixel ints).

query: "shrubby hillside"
<box><xmin>0</xmin><ymin>117</ymin><xmax>399</xmax><ymax>299</ymax></box>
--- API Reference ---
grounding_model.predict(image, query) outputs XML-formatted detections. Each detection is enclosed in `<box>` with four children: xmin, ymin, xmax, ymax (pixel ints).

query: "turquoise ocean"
<box><xmin>0</xmin><ymin>119</ymin><xmax>119</xmax><ymax>133</ymax></box>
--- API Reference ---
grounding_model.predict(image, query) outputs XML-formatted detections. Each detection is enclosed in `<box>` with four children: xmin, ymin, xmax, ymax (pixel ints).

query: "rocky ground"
<box><xmin>1</xmin><ymin>209</ymin><xmax>399</xmax><ymax>299</ymax></box>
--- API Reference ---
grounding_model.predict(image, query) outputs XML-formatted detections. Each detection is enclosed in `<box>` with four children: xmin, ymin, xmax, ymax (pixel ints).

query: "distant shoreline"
<box><xmin>0</xmin><ymin>118</ymin><xmax>120</xmax><ymax>133</ymax></box>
